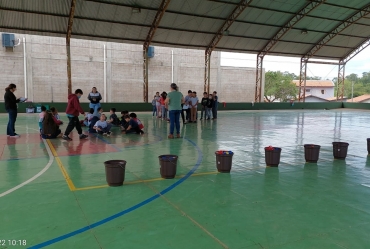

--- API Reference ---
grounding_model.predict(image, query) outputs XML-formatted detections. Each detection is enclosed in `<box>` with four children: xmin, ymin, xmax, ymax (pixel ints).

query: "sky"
<box><xmin>221</xmin><ymin>46</ymin><xmax>370</xmax><ymax>80</ymax></box>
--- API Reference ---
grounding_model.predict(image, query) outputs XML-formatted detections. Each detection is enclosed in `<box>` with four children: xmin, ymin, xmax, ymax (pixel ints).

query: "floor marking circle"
<box><xmin>0</xmin><ymin>139</ymin><xmax>54</xmax><ymax>198</ymax></box>
<box><xmin>28</xmin><ymin>138</ymin><xmax>203</xmax><ymax>249</ymax></box>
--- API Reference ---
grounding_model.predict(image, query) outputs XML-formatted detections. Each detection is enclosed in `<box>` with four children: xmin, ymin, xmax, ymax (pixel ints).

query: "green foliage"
<box><xmin>264</xmin><ymin>71</ymin><xmax>298</xmax><ymax>102</ymax></box>
<box><xmin>334</xmin><ymin>72</ymin><xmax>370</xmax><ymax>98</ymax></box>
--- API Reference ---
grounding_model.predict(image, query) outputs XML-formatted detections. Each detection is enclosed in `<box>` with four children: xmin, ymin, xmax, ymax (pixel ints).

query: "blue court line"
<box><xmin>28</xmin><ymin>137</ymin><xmax>202</xmax><ymax>249</ymax></box>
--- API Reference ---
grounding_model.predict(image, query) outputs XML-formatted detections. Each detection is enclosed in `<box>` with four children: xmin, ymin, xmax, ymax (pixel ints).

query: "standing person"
<box><xmin>160</xmin><ymin>92</ymin><xmax>167</xmax><ymax>120</ymax></box>
<box><xmin>155</xmin><ymin>92</ymin><xmax>161</xmax><ymax>118</ymax></box>
<box><xmin>212</xmin><ymin>91</ymin><xmax>219</xmax><ymax>119</ymax></box>
<box><xmin>151</xmin><ymin>95</ymin><xmax>157</xmax><ymax>117</ymax></box>
<box><xmin>4</xmin><ymin>84</ymin><xmax>26</xmax><ymax>138</ymax></box>
<box><xmin>88</xmin><ymin>87</ymin><xmax>102</xmax><ymax>115</ymax></box>
<box><xmin>206</xmin><ymin>94</ymin><xmax>213</xmax><ymax>120</ymax></box>
<box><xmin>63</xmin><ymin>89</ymin><xmax>88</xmax><ymax>141</ymax></box>
<box><xmin>184</xmin><ymin>90</ymin><xmax>192</xmax><ymax>121</ymax></box>
<box><xmin>190</xmin><ymin>91</ymin><xmax>199</xmax><ymax>123</ymax></box>
<box><xmin>165</xmin><ymin>83</ymin><xmax>184</xmax><ymax>139</ymax></box>
<box><xmin>200</xmin><ymin>92</ymin><xmax>209</xmax><ymax>120</ymax></box>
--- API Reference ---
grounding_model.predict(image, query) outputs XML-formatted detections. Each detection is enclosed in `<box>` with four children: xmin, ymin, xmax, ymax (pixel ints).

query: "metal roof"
<box><xmin>1</xmin><ymin>0</ymin><xmax>370</xmax><ymax>61</ymax></box>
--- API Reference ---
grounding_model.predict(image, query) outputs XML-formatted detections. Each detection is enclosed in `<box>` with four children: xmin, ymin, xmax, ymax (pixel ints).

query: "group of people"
<box><xmin>4</xmin><ymin>83</ymin><xmax>218</xmax><ymax>140</ymax></box>
<box><xmin>151</xmin><ymin>90</ymin><xmax>218</xmax><ymax>124</ymax></box>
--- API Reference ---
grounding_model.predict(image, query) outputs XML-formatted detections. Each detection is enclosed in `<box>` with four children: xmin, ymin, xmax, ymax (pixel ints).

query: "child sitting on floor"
<box><xmin>120</xmin><ymin>110</ymin><xmax>129</xmax><ymax>131</ymax></box>
<box><xmin>41</xmin><ymin>111</ymin><xmax>62</xmax><ymax>139</ymax></box>
<box><xmin>50</xmin><ymin>107</ymin><xmax>63</xmax><ymax>125</ymax></box>
<box><xmin>93</xmin><ymin>114</ymin><xmax>112</xmax><ymax>136</ymax></box>
<box><xmin>122</xmin><ymin>113</ymin><xmax>144</xmax><ymax>134</ymax></box>
<box><xmin>83</xmin><ymin>108</ymin><xmax>94</xmax><ymax>127</ymax></box>
<box><xmin>39</xmin><ymin>106</ymin><xmax>47</xmax><ymax>134</ymax></box>
<box><xmin>109</xmin><ymin>108</ymin><xmax>120</xmax><ymax>126</ymax></box>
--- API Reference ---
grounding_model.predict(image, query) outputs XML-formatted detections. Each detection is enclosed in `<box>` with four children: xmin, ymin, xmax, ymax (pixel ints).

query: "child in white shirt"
<box><xmin>190</xmin><ymin>91</ymin><xmax>198</xmax><ymax>123</ymax></box>
<box><xmin>93</xmin><ymin>114</ymin><xmax>112</xmax><ymax>136</ymax></box>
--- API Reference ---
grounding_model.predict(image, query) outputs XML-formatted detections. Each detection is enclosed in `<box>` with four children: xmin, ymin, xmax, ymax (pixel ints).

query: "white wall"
<box><xmin>304</xmin><ymin>96</ymin><xmax>328</xmax><ymax>102</ymax></box>
<box><xmin>304</xmin><ymin>87</ymin><xmax>334</xmax><ymax>99</ymax></box>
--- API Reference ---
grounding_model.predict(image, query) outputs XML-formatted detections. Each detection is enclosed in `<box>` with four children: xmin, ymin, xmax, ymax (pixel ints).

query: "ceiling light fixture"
<box><xmin>301</xmin><ymin>29</ymin><xmax>308</xmax><ymax>35</ymax></box>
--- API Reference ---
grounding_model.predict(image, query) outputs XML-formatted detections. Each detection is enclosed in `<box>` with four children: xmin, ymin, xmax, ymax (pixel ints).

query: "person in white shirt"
<box><xmin>189</xmin><ymin>91</ymin><xmax>199</xmax><ymax>123</ymax></box>
<box><xmin>93</xmin><ymin>114</ymin><xmax>112</xmax><ymax>136</ymax></box>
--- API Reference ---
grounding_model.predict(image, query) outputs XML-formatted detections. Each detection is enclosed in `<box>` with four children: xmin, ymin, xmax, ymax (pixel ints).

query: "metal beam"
<box><xmin>255</xmin><ymin>0</ymin><xmax>324</xmax><ymax>102</ymax></box>
<box><xmin>204</xmin><ymin>0</ymin><xmax>253</xmax><ymax>93</ymax></box>
<box><xmin>306</xmin><ymin>60</ymin><xmax>340</xmax><ymax>65</ymax></box>
<box><xmin>259</xmin><ymin>1</ymin><xmax>325</xmax><ymax>58</ymax></box>
<box><xmin>337</xmin><ymin>62</ymin><xmax>345</xmax><ymax>101</ymax></box>
<box><xmin>66</xmin><ymin>0</ymin><xmax>76</xmax><ymax>95</ymax></box>
<box><xmin>143</xmin><ymin>0</ymin><xmax>171</xmax><ymax>103</ymax></box>
<box><xmin>255</xmin><ymin>54</ymin><xmax>263</xmax><ymax>102</ymax></box>
<box><xmin>341</xmin><ymin>37</ymin><xmax>370</xmax><ymax>64</ymax></box>
<box><xmin>302</xmin><ymin>2</ymin><xmax>370</xmax><ymax>60</ymax></box>
<box><xmin>2</xmin><ymin>5</ymin><xmax>368</xmax><ymax>40</ymax></box>
<box><xmin>298</xmin><ymin>57</ymin><xmax>308</xmax><ymax>102</ymax></box>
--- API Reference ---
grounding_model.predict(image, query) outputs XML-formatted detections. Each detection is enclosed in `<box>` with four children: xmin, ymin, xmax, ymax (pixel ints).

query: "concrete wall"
<box><xmin>0</xmin><ymin>32</ymin><xmax>261</xmax><ymax>103</ymax></box>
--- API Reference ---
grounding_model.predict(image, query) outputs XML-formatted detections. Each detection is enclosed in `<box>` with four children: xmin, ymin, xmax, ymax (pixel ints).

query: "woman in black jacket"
<box><xmin>4</xmin><ymin>84</ymin><xmax>25</xmax><ymax>137</ymax></box>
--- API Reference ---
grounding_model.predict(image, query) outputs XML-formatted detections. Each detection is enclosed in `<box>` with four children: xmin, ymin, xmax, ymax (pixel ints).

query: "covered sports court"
<box><xmin>1</xmin><ymin>1</ymin><xmax>370</xmax><ymax>248</ymax></box>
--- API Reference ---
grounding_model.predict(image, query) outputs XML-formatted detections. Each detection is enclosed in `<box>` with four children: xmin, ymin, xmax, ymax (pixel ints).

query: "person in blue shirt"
<box><xmin>122</xmin><ymin>114</ymin><xmax>144</xmax><ymax>135</ymax></box>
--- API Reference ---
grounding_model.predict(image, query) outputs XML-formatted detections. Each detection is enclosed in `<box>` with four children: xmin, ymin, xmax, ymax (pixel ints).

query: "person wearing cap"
<box><xmin>165</xmin><ymin>83</ymin><xmax>184</xmax><ymax>139</ymax></box>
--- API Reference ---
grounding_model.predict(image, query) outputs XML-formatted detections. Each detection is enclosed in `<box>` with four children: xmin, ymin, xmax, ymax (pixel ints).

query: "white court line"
<box><xmin>0</xmin><ymin>139</ymin><xmax>54</xmax><ymax>198</ymax></box>
<box><xmin>361</xmin><ymin>184</ymin><xmax>370</xmax><ymax>188</ymax></box>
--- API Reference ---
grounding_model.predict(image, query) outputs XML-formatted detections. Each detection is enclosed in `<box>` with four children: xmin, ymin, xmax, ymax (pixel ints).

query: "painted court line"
<box><xmin>46</xmin><ymin>140</ymin><xmax>76</xmax><ymax>191</ymax></box>
<box><xmin>74</xmin><ymin>171</ymin><xmax>220</xmax><ymax>191</ymax></box>
<box><xmin>28</xmin><ymin>138</ymin><xmax>203</xmax><ymax>249</ymax></box>
<box><xmin>0</xmin><ymin>139</ymin><xmax>54</xmax><ymax>198</ymax></box>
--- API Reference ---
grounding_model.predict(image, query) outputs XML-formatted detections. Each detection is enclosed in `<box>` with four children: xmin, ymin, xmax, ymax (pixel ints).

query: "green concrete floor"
<box><xmin>1</xmin><ymin>110</ymin><xmax>370</xmax><ymax>249</ymax></box>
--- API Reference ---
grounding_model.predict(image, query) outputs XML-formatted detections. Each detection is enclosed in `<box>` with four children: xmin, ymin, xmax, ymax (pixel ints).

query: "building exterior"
<box><xmin>303</xmin><ymin>95</ymin><xmax>329</xmax><ymax>102</ymax></box>
<box><xmin>346</xmin><ymin>94</ymin><xmax>370</xmax><ymax>103</ymax></box>
<box><xmin>293</xmin><ymin>80</ymin><xmax>335</xmax><ymax>100</ymax></box>
<box><xmin>0</xmin><ymin>32</ymin><xmax>263</xmax><ymax>103</ymax></box>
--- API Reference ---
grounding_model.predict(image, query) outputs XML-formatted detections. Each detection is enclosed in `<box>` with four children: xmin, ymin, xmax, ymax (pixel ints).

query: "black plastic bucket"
<box><xmin>332</xmin><ymin>142</ymin><xmax>349</xmax><ymax>159</ymax></box>
<box><xmin>159</xmin><ymin>155</ymin><xmax>178</xmax><ymax>179</ymax></box>
<box><xmin>215</xmin><ymin>152</ymin><xmax>233</xmax><ymax>173</ymax></box>
<box><xmin>304</xmin><ymin>144</ymin><xmax>321</xmax><ymax>163</ymax></box>
<box><xmin>104</xmin><ymin>160</ymin><xmax>126</xmax><ymax>186</ymax></box>
<box><xmin>265</xmin><ymin>147</ymin><xmax>282</xmax><ymax>167</ymax></box>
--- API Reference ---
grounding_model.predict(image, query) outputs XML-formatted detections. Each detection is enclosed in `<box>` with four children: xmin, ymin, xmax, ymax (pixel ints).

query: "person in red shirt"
<box><xmin>62</xmin><ymin>89</ymin><xmax>88</xmax><ymax>141</ymax></box>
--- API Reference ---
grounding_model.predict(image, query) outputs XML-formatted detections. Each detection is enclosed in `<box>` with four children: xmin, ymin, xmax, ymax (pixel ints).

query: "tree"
<box><xmin>264</xmin><ymin>71</ymin><xmax>298</xmax><ymax>102</ymax></box>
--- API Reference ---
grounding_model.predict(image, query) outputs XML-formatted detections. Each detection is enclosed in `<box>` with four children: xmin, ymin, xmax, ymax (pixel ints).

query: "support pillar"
<box><xmin>143</xmin><ymin>48</ymin><xmax>149</xmax><ymax>102</ymax></box>
<box><xmin>254</xmin><ymin>54</ymin><xmax>263</xmax><ymax>102</ymax></box>
<box><xmin>298</xmin><ymin>57</ymin><xmax>308</xmax><ymax>102</ymax></box>
<box><xmin>337</xmin><ymin>62</ymin><xmax>345</xmax><ymax>101</ymax></box>
<box><xmin>204</xmin><ymin>51</ymin><xmax>211</xmax><ymax>94</ymax></box>
<box><xmin>66</xmin><ymin>0</ymin><xmax>76</xmax><ymax>95</ymax></box>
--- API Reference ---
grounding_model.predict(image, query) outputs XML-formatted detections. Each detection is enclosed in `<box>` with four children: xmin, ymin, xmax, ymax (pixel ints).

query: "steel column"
<box><xmin>254</xmin><ymin>54</ymin><xmax>263</xmax><ymax>102</ymax></box>
<box><xmin>254</xmin><ymin>1</ymin><xmax>324</xmax><ymax>102</ymax></box>
<box><xmin>204</xmin><ymin>0</ymin><xmax>253</xmax><ymax>94</ymax></box>
<box><xmin>204</xmin><ymin>52</ymin><xmax>211</xmax><ymax>93</ymax></box>
<box><xmin>337</xmin><ymin>62</ymin><xmax>345</xmax><ymax>101</ymax></box>
<box><xmin>142</xmin><ymin>0</ymin><xmax>171</xmax><ymax>102</ymax></box>
<box><xmin>298</xmin><ymin>57</ymin><xmax>308</xmax><ymax>102</ymax></box>
<box><xmin>66</xmin><ymin>0</ymin><xmax>76</xmax><ymax>95</ymax></box>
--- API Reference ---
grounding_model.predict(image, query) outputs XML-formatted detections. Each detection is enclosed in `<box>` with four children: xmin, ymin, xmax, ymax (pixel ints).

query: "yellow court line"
<box><xmin>46</xmin><ymin>140</ymin><xmax>76</xmax><ymax>191</ymax></box>
<box><xmin>74</xmin><ymin>171</ymin><xmax>220</xmax><ymax>191</ymax></box>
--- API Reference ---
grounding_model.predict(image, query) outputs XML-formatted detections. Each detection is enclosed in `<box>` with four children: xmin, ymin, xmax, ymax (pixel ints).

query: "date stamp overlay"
<box><xmin>1</xmin><ymin>240</ymin><xmax>27</xmax><ymax>247</ymax></box>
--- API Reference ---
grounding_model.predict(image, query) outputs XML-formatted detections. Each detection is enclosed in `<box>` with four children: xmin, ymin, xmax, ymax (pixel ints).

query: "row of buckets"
<box><xmin>103</xmin><ymin>141</ymin><xmax>356</xmax><ymax>186</ymax></box>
